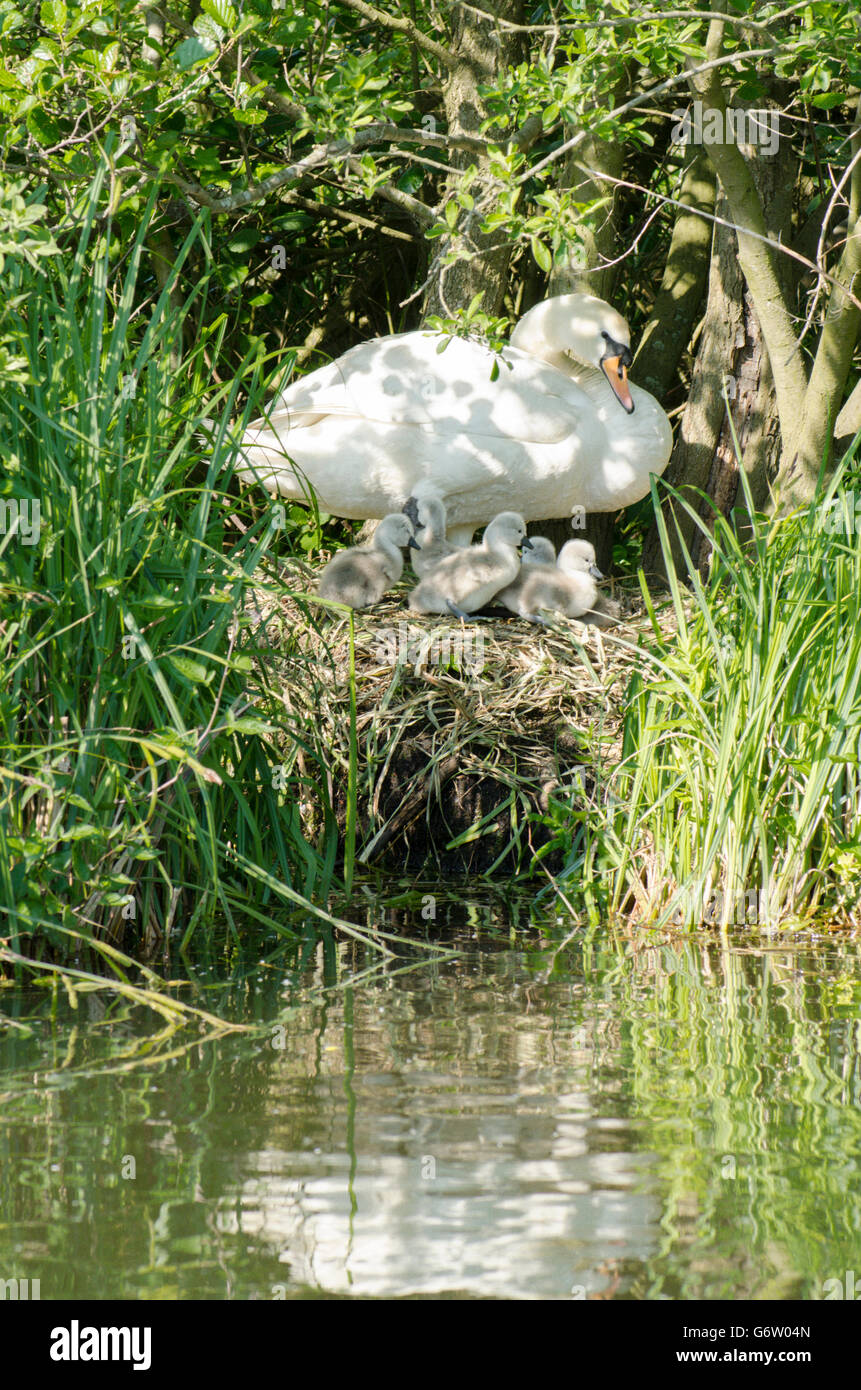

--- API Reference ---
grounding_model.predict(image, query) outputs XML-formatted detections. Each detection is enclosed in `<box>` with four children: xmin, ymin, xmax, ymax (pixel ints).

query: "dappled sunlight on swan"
<box><xmin>234</xmin><ymin>294</ymin><xmax>672</xmax><ymax>541</ymax></box>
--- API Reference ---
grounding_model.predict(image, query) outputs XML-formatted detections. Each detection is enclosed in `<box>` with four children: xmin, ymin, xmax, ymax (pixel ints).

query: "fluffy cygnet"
<box><xmin>318</xmin><ymin>513</ymin><xmax>419</xmax><ymax>609</ymax></box>
<box><xmin>409</xmin><ymin>512</ymin><xmax>532</xmax><ymax>619</ymax></box>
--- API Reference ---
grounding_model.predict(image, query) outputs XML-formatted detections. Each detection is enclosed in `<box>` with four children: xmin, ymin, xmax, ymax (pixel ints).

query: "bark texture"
<box><xmin>423</xmin><ymin>1</ymin><xmax>524</xmax><ymax>319</ymax></box>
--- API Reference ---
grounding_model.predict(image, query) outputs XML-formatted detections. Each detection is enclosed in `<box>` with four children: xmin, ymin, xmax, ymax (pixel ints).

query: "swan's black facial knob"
<box><xmin>600</xmin><ymin>331</ymin><xmax>635</xmax><ymax>413</ymax></box>
<box><xmin>403</xmin><ymin>496</ymin><xmax>421</xmax><ymax>528</ymax></box>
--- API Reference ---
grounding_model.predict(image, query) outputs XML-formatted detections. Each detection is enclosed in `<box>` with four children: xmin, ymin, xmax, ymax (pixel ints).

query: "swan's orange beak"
<box><xmin>601</xmin><ymin>356</ymin><xmax>635</xmax><ymax>414</ymax></box>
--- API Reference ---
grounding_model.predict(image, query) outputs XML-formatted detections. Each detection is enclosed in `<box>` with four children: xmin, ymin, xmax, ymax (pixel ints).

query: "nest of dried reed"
<box><xmin>242</xmin><ymin>556</ymin><xmax>670</xmax><ymax>876</ymax></box>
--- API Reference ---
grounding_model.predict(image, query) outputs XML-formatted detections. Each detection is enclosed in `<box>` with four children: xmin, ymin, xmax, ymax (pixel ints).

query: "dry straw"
<box><xmin>242</xmin><ymin>558</ymin><xmax>674</xmax><ymax>878</ymax></box>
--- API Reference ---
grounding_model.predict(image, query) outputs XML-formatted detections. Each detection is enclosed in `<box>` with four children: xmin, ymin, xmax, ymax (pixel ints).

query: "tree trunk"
<box><xmin>640</xmin><ymin>189</ymin><xmax>782</xmax><ymax>583</ymax></box>
<box><xmin>640</xmin><ymin>120</ymin><xmax>796</xmax><ymax>584</ymax></box>
<box><xmin>634</xmin><ymin>147</ymin><xmax>715</xmax><ymax>403</ymax></box>
<box><xmin>422</xmin><ymin>1</ymin><xmax>523</xmax><ymax>320</ymax></box>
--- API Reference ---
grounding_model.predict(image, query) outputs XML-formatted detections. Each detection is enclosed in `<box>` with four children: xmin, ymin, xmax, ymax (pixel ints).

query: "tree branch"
<box><xmin>144</xmin><ymin>3</ymin><xmax>305</xmax><ymax>121</ymax></box>
<box><xmin>519</xmin><ymin>46</ymin><xmax>777</xmax><ymax>186</ymax></box>
<box><xmin>343</xmin><ymin>158</ymin><xmax>440</xmax><ymax>227</ymax></box>
<box><xmin>336</xmin><ymin>0</ymin><xmax>459</xmax><ymax>70</ymax></box>
<box><xmin>568</xmin><ymin>161</ymin><xmax>861</xmax><ymax>314</ymax></box>
<box><xmin>457</xmin><ymin>1</ymin><xmax>811</xmax><ymax>35</ymax></box>
<box><xmin>130</xmin><ymin>124</ymin><xmax>463</xmax><ymax>218</ymax></box>
<box><xmin>284</xmin><ymin>194</ymin><xmax>418</xmax><ymax>241</ymax></box>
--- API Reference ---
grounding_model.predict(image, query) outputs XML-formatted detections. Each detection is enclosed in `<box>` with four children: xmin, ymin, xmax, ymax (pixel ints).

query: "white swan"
<box><xmin>405</xmin><ymin>481</ymin><xmax>458</xmax><ymax>578</ymax></box>
<box><xmin>409</xmin><ymin>512</ymin><xmax>531</xmax><ymax>619</ymax></box>
<box><xmin>521</xmin><ymin>536</ymin><xmax>557</xmax><ymax>567</ymax></box>
<box><xmin>557</xmin><ymin>538</ymin><xmax>604</xmax><ymax>579</ymax></box>
<box><xmin>317</xmin><ymin>513</ymin><xmax>418</xmax><ymax>609</ymax></box>
<box><xmin>504</xmin><ymin>538</ymin><xmax>620</xmax><ymax>626</ymax></box>
<box><xmin>234</xmin><ymin>294</ymin><xmax>673</xmax><ymax>545</ymax></box>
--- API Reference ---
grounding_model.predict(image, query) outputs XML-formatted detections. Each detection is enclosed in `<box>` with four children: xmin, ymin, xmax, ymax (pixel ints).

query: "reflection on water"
<box><xmin>0</xmin><ymin>893</ymin><xmax>859</xmax><ymax>1300</ymax></box>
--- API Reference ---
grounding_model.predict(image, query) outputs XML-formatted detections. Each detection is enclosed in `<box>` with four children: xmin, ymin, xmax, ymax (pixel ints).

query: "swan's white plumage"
<box><xmin>234</xmin><ymin>294</ymin><xmax>672</xmax><ymax>533</ymax></box>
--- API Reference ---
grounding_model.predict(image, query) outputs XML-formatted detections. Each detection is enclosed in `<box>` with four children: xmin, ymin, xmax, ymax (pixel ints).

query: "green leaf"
<box><xmin>168</xmin><ymin>654</ymin><xmax>211</xmax><ymax>684</ymax></box>
<box><xmin>194</xmin><ymin>14</ymin><xmax>224</xmax><ymax>46</ymax></box>
<box><xmin>201</xmin><ymin>0</ymin><xmax>237</xmax><ymax>29</ymax></box>
<box><xmin>228</xmin><ymin>228</ymin><xmax>261</xmax><ymax>253</ymax></box>
<box><xmin>232</xmin><ymin>106</ymin><xmax>267</xmax><ymax>125</ymax></box>
<box><xmin>810</xmin><ymin>92</ymin><xmax>848</xmax><ymax>109</ymax></box>
<box><xmin>61</xmin><ymin>824</ymin><xmax>100</xmax><ymax>841</ymax></box>
<box><xmin>445</xmin><ymin>200</ymin><xmax>458</xmax><ymax>230</ymax></box>
<box><xmin>176</xmin><ymin>35</ymin><xmax>217</xmax><ymax>68</ymax></box>
<box><xmin>227</xmin><ymin>716</ymin><xmax>272</xmax><ymax>736</ymax></box>
<box><xmin>136</xmin><ymin>594</ymin><xmax>181</xmax><ymax>611</ymax></box>
<box><xmin>530</xmin><ymin>236</ymin><xmax>552</xmax><ymax>272</ymax></box>
<box><xmin>39</xmin><ymin>0</ymin><xmax>67</xmax><ymax>31</ymax></box>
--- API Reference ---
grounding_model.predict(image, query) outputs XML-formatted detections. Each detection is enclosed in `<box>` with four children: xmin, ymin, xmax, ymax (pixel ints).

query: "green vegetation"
<box><xmin>0</xmin><ymin>177</ymin><xmax>394</xmax><ymax>998</ymax></box>
<box><xmin>547</xmin><ymin>444</ymin><xmax>861</xmax><ymax>929</ymax></box>
<box><xmin>1</xmin><ymin>2</ymin><xmax>861</xmax><ymax>969</ymax></box>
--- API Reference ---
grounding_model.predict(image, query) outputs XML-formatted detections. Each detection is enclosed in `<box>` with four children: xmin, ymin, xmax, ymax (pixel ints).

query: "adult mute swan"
<box><xmin>409</xmin><ymin>513</ymin><xmax>532</xmax><ymax>619</ymax></box>
<box><xmin>317</xmin><ymin>513</ymin><xmax>418</xmax><ymax>609</ymax></box>
<box><xmin>234</xmin><ymin>294</ymin><xmax>672</xmax><ymax>546</ymax></box>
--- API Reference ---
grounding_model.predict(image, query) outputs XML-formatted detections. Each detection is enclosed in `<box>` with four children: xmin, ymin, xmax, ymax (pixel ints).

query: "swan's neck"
<box><xmin>374</xmin><ymin>530</ymin><xmax>404</xmax><ymax>573</ymax></box>
<box><xmin>421</xmin><ymin>503</ymin><xmax>446</xmax><ymax>547</ymax></box>
<box><xmin>484</xmin><ymin>534</ymin><xmax>518</xmax><ymax>566</ymax></box>
<box><xmin>509</xmin><ymin>321</ymin><xmax>582</xmax><ymax>376</ymax></box>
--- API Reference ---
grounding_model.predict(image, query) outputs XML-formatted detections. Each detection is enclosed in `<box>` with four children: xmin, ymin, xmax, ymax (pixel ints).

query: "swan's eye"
<box><xmin>601</xmin><ymin>332</ymin><xmax>633</xmax><ymax>370</ymax></box>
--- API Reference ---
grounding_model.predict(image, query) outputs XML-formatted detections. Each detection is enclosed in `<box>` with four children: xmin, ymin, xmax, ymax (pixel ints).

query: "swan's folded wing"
<box><xmin>249</xmin><ymin>333</ymin><xmax>584</xmax><ymax>446</ymax></box>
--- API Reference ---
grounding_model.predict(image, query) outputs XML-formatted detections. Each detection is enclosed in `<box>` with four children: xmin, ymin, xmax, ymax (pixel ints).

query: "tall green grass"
<box><xmin>0</xmin><ymin>171</ymin><xmax>360</xmax><ymax>983</ymax></box>
<box><xmin>550</xmin><ymin>446</ymin><xmax>861</xmax><ymax>930</ymax></box>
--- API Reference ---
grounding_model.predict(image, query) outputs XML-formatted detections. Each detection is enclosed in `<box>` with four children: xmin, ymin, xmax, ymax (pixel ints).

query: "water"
<box><xmin>1</xmin><ymin>893</ymin><xmax>859</xmax><ymax>1300</ymax></box>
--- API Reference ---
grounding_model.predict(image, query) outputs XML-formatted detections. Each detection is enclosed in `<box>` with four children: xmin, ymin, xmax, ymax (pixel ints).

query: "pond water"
<box><xmin>1</xmin><ymin>890</ymin><xmax>859</xmax><ymax>1301</ymax></box>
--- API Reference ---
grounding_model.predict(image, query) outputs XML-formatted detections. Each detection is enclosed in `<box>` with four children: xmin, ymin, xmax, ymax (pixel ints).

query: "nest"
<box><xmin>243</xmin><ymin>556</ymin><xmax>668</xmax><ymax>876</ymax></box>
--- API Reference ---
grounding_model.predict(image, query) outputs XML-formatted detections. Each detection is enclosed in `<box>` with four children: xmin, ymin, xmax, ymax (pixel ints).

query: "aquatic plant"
<box><xmin>550</xmin><ymin>445</ymin><xmax>861</xmax><ymax>930</ymax></box>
